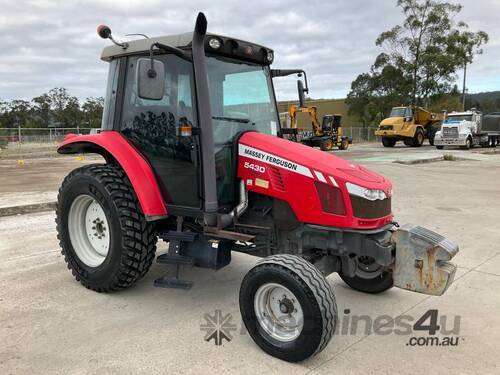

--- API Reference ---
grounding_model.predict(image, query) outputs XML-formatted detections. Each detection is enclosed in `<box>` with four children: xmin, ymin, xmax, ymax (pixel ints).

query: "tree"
<box><xmin>32</xmin><ymin>93</ymin><xmax>52</xmax><ymax>128</ymax></box>
<box><xmin>62</xmin><ymin>96</ymin><xmax>82</xmax><ymax>127</ymax></box>
<box><xmin>347</xmin><ymin>0</ymin><xmax>488</xmax><ymax>122</ymax></box>
<box><xmin>447</xmin><ymin>28</ymin><xmax>488</xmax><ymax>109</ymax></box>
<box><xmin>82</xmin><ymin>97</ymin><xmax>105</xmax><ymax>127</ymax></box>
<box><xmin>48</xmin><ymin>87</ymin><xmax>70</xmax><ymax>126</ymax></box>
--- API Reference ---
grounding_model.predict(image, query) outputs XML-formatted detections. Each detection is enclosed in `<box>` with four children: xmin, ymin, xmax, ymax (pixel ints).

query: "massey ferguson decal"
<box><xmin>239</xmin><ymin>144</ymin><xmax>313</xmax><ymax>178</ymax></box>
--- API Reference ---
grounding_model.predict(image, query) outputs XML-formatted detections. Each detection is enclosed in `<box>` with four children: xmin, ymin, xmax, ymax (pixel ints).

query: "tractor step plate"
<box><xmin>154</xmin><ymin>276</ymin><xmax>193</xmax><ymax>289</ymax></box>
<box><xmin>156</xmin><ymin>254</ymin><xmax>195</xmax><ymax>266</ymax></box>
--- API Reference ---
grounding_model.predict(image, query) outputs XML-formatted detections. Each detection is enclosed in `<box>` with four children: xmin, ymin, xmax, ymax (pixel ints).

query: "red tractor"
<box><xmin>56</xmin><ymin>13</ymin><xmax>458</xmax><ymax>362</ymax></box>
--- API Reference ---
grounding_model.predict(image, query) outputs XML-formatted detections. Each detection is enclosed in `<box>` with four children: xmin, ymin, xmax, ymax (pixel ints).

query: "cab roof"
<box><xmin>100</xmin><ymin>32</ymin><xmax>272</xmax><ymax>62</ymax></box>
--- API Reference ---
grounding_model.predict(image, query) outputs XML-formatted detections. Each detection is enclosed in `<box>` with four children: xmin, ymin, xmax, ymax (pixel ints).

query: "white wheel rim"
<box><xmin>68</xmin><ymin>194</ymin><xmax>110</xmax><ymax>267</ymax></box>
<box><xmin>254</xmin><ymin>283</ymin><xmax>304</xmax><ymax>342</ymax></box>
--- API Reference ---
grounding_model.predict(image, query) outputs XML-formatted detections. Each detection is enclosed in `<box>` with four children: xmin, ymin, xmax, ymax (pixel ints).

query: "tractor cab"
<box><xmin>322</xmin><ymin>114</ymin><xmax>342</xmax><ymax>133</ymax></box>
<box><xmin>99</xmin><ymin>24</ymin><xmax>279</xmax><ymax>216</ymax></box>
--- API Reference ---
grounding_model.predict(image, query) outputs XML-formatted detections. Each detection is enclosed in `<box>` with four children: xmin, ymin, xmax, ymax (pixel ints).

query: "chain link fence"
<box><xmin>0</xmin><ymin>127</ymin><xmax>97</xmax><ymax>152</ymax></box>
<box><xmin>341</xmin><ymin>127</ymin><xmax>378</xmax><ymax>143</ymax></box>
<box><xmin>0</xmin><ymin>126</ymin><xmax>378</xmax><ymax>154</ymax></box>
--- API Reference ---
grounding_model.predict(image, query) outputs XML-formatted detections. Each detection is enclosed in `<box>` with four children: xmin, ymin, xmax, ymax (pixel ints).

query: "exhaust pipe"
<box><xmin>191</xmin><ymin>12</ymin><xmax>218</xmax><ymax>226</ymax></box>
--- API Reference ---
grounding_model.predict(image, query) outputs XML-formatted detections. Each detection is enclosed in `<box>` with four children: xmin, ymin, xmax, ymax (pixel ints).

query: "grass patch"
<box><xmin>443</xmin><ymin>154</ymin><xmax>458</xmax><ymax>161</ymax></box>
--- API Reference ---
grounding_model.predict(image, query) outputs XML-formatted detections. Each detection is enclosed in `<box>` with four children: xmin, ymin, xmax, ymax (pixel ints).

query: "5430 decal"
<box><xmin>244</xmin><ymin>162</ymin><xmax>265</xmax><ymax>173</ymax></box>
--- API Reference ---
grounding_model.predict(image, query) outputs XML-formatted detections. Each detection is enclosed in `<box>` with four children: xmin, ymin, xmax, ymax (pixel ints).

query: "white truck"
<box><xmin>434</xmin><ymin>109</ymin><xmax>500</xmax><ymax>149</ymax></box>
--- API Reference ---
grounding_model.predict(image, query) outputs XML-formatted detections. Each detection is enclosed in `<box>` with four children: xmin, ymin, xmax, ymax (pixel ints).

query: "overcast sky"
<box><xmin>0</xmin><ymin>0</ymin><xmax>499</xmax><ymax>102</ymax></box>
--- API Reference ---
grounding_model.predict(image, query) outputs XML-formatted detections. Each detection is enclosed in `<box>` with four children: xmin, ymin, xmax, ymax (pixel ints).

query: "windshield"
<box><xmin>389</xmin><ymin>107</ymin><xmax>412</xmax><ymax>118</ymax></box>
<box><xmin>207</xmin><ymin>56</ymin><xmax>279</xmax><ymax>147</ymax></box>
<box><xmin>446</xmin><ymin>115</ymin><xmax>472</xmax><ymax>122</ymax></box>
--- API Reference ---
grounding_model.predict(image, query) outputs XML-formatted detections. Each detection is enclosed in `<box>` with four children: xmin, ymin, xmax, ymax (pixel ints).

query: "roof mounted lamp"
<box><xmin>96</xmin><ymin>24</ymin><xmax>129</xmax><ymax>49</ymax></box>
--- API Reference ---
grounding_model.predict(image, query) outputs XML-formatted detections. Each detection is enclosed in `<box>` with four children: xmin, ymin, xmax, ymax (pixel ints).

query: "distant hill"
<box><xmin>466</xmin><ymin>91</ymin><xmax>500</xmax><ymax>112</ymax></box>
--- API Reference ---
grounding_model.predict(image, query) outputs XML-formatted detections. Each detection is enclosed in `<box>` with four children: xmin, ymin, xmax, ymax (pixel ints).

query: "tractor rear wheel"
<box><xmin>56</xmin><ymin>164</ymin><xmax>157</xmax><ymax>292</ymax></box>
<box><xmin>381</xmin><ymin>137</ymin><xmax>396</xmax><ymax>147</ymax></box>
<box><xmin>240</xmin><ymin>254</ymin><xmax>337</xmax><ymax>362</ymax></box>
<box><xmin>339</xmin><ymin>256</ymin><xmax>393</xmax><ymax>294</ymax></box>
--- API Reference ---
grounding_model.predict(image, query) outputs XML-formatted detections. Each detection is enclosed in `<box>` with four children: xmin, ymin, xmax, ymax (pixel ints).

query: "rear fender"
<box><xmin>58</xmin><ymin>131</ymin><xmax>167</xmax><ymax>220</ymax></box>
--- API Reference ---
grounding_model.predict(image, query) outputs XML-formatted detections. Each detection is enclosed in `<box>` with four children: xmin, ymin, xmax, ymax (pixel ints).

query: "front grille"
<box><xmin>379</xmin><ymin>125</ymin><xmax>393</xmax><ymax>131</ymax></box>
<box><xmin>442</xmin><ymin>127</ymin><xmax>458</xmax><ymax>138</ymax></box>
<box><xmin>350</xmin><ymin>195</ymin><xmax>391</xmax><ymax>219</ymax></box>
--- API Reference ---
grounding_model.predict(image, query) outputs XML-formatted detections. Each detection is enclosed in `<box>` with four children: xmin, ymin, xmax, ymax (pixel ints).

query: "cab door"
<box><xmin>119</xmin><ymin>54</ymin><xmax>201</xmax><ymax>209</ymax></box>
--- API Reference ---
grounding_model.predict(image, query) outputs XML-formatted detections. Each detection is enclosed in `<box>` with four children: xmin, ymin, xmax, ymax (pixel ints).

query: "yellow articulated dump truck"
<box><xmin>375</xmin><ymin>106</ymin><xmax>444</xmax><ymax>147</ymax></box>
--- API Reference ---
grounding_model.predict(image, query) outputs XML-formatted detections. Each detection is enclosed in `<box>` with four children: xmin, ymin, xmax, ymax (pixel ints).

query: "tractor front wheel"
<box><xmin>56</xmin><ymin>164</ymin><xmax>157</xmax><ymax>292</ymax></box>
<box><xmin>339</xmin><ymin>256</ymin><xmax>393</xmax><ymax>294</ymax></box>
<box><xmin>240</xmin><ymin>255</ymin><xmax>337</xmax><ymax>362</ymax></box>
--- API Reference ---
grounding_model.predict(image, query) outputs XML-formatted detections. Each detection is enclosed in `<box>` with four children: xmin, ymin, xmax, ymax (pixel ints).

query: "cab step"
<box><xmin>154</xmin><ymin>218</ymin><xmax>195</xmax><ymax>289</ymax></box>
<box><xmin>156</xmin><ymin>253</ymin><xmax>195</xmax><ymax>266</ymax></box>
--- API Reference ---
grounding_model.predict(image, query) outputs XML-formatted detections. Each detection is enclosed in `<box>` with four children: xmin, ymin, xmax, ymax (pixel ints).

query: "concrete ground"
<box><xmin>1</xmin><ymin>143</ymin><xmax>500</xmax><ymax>374</ymax></box>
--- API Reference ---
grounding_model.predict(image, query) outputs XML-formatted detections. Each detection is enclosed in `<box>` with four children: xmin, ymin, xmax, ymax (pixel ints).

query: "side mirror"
<box><xmin>136</xmin><ymin>58</ymin><xmax>165</xmax><ymax>100</ymax></box>
<box><xmin>297</xmin><ymin>80</ymin><xmax>306</xmax><ymax>108</ymax></box>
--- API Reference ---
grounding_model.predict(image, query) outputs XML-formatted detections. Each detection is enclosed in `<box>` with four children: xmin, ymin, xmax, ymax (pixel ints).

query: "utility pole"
<box><xmin>462</xmin><ymin>62</ymin><xmax>467</xmax><ymax>111</ymax></box>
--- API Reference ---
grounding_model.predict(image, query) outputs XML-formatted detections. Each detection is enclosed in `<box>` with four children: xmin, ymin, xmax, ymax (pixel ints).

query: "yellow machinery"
<box><xmin>286</xmin><ymin>104</ymin><xmax>351</xmax><ymax>151</ymax></box>
<box><xmin>375</xmin><ymin>106</ymin><xmax>444</xmax><ymax>147</ymax></box>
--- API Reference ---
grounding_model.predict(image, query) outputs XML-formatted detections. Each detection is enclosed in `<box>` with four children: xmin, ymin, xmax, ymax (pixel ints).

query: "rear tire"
<box><xmin>382</xmin><ymin>137</ymin><xmax>396</xmax><ymax>147</ymax></box>
<box><xmin>240</xmin><ymin>254</ymin><xmax>337</xmax><ymax>362</ymax></box>
<box><xmin>56</xmin><ymin>164</ymin><xmax>157</xmax><ymax>292</ymax></box>
<box><xmin>339</xmin><ymin>256</ymin><xmax>393</xmax><ymax>294</ymax></box>
<box><xmin>428</xmin><ymin>127</ymin><xmax>436</xmax><ymax>146</ymax></box>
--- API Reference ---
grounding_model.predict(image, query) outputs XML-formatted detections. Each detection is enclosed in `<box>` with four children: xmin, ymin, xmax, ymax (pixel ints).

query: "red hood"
<box><xmin>239</xmin><ymin>132</ymin><xmax>390</xmax><ymax>191</ymax></box>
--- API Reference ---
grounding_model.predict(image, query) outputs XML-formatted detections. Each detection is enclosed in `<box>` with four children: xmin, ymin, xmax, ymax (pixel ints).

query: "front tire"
<box><xmin>339</xmin><ymin>256</ymin><xmax>393</xmax><ymax>294</ymax></box>
<box><xmin>382</xmin><ymin>137</ymin><xmax>396</xmax><ymax>147</ymax></box>
<box><xmin>461</xmin><ymin>137</ymin><xmax>472</xmax><ymax>150</ymax></box>
<box><xmin>412</xmin><ymin>128</ymin><xmax>424</xmax><ymax>147</ymax></box>
<box><xmin>320</xmin><ymin>138</ymin><xmax>334</xmax><ymax>151</ymax></box>
<box><xmin>240</xmin><ymin>255</ymin><xmax>337</xmax><ymax>362</ymax></box>
<box><xmin>436</xmin><ymin>145</ymin><xmax>444</xmax><ymax>150</ymax></box>
<box><xmin>338</xmin><ymin>138</ymin><xmax>349</xmax><ymax>150</ymax></box>
<box><xmin>56</xmin><ymin>164</ymin><xmax>157</xmax><ymax>292</ymax></box>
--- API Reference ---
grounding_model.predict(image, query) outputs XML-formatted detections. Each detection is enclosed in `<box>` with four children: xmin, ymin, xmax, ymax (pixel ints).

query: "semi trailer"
<box><xmin>434</xmin><ymin>109</ymin><xmax>500</xmax><ymax>149</ymax></box>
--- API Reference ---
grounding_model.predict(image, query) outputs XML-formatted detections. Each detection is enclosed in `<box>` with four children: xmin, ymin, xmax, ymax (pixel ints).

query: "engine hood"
<box><xmin>380</xmin><ymin>117</ymin><xmax>404</xmax><ymax>126</ymax></box>
<box><xmin>238</xmin><ymin>132</ymin><xmax>391</xmax><ymax>191</ymax></box>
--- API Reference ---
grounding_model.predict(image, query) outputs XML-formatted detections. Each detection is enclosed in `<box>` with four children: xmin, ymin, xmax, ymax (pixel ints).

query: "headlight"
<box><xmin>346</xmin><ymin>182</ymin><xmax>387</xmax><ymax>201</ymax></box>
<box><xmin>459</xmin><ymin>133</ymin><xmax>467</xmax><ymax>138</ymax></box>
<box><xmin>266</xmin><ymin>50</ymin><xmax>274</xmax><ymax>63</ymax></box>
<box><xmin>208</xmin><ymin>38</ymin><xmax>222</xmax><ymax>50</ymax></box>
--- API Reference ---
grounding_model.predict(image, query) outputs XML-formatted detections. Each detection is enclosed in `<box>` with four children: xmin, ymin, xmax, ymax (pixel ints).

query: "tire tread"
<box><xmin>56</xmin><ymin>163</ymin><xmax>157</xmax><ymax>292</ymax></box>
